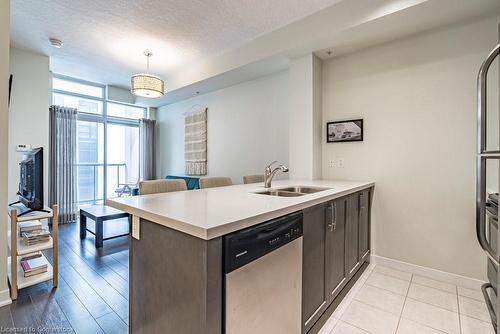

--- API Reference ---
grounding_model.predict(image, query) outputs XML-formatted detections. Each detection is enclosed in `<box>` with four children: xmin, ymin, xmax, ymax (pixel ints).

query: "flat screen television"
<box><xmin>18</xmin><ymin>147</ymin><xmax>44</xmax><ymax>211</ymax></box>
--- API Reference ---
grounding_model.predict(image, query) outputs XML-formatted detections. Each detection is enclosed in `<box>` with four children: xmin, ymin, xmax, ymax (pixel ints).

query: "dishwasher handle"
<box><xmin>257</xmin><ymin>222</ymin><xmax>298</xmax><ymax>240</ymax></box>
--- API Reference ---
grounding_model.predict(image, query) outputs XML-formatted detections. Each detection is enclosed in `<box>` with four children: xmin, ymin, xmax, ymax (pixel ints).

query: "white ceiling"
<box><xmin>11</xmin><ymin>0</ymin><xmax>500</xmax><ymax>107</ymax></box>
<box><xmin>139</xmin><ymin>0</ymin><xmax>500</xmax><ymax>106</ymax></box>
<box><xmin>10</xmin><ymin>0</ymin><xmax>342</xmax><ymax>89</ymax></box>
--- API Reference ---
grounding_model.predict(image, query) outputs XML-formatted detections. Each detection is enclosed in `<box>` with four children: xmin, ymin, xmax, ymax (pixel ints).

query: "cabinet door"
<box><xmin>325</xmin><ymin>198</ymin><xmax>347</xmax><ymax>302</ymax></box>
<box><xmin>358</xmin><ymin>190</ymin><xmax>370</xmax><ymax>262</ymax></box>
<box><xmin>302</xmin><ymin>203</ymin><xmax>328</xmax><ymax>333</ymax></box>
<box><xmin>345</xmin><ymin>194</ymin><xmax>360</xmax><ymax>277</ymax></box>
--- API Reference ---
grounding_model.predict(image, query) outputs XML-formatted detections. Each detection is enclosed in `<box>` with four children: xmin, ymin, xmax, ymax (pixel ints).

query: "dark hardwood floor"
<box><xmin>0</xmin><ymin>219</ymin><xmax>130</xmax><ymax>333</ymax></box>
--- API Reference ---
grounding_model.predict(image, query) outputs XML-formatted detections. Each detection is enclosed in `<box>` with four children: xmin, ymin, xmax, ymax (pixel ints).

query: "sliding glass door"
<box><xmin>75</xmin><ymin>120</ymin><xmax>140</xmax><ymax>206</ymax></box>
<box><xmin>76</xmin><ymin>120</ymin><xmax>105</xmax><ymax>205</ymax></box>
<box><xmin>106</xmin><ymin>123</ymin><xmax>140</xmax><ymax>199</ymax></box>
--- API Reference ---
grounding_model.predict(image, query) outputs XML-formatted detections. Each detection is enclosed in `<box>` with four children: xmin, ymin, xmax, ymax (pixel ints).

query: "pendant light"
<box><xmin>131</xmin><ymin>51</ymin><xmax>164</xmax><ymax>98</ymax></box>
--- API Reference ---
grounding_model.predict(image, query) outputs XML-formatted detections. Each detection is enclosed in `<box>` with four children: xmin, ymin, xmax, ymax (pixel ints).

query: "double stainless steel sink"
<box><xmin>254</xmin><ymin>186</ymin><xmax>331</xmax><ymax>197</ymax></box>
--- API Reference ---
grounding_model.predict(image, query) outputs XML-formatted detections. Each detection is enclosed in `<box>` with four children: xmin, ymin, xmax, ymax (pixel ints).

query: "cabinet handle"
<box><xmin>360</xmin><ymin>193</ymin><xmax>366</xmax><ymax>210</ymax></box>
<box><xmin>326</xmin><ymin>202</ymin><xmax>337</xmax><ymax>232</ymax></box>
<box><xmin>331</xmin><ymin>202</ymin><xmax>336</xmax><ymax>231</ymax></box>
<box><xmin>326</xmin><ymin>204</ymin><xmax>333</xmax><ymax>232</ymax></box>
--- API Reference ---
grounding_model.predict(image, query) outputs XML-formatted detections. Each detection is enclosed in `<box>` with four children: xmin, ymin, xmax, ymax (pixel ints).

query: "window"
<box><xmin>107</xmin><ymin>102</ymin><xmax>146</xmax><ymax>120</ymax></box>
<box><xmin>53</xmin><ymin>93</ymin><xmax>103</xmax><ymax>115</ymax></box>
<box><xmin>52</xmin><ymin>75</ymin><xmax>147</xmax><ymax>206</ymax></box>
<box><xmin>53</xmin><ymin>77</ymin><xmax>103</xmax><ymax>98</ymax></box>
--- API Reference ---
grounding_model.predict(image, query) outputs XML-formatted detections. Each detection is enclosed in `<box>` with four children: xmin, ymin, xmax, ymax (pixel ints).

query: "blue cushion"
<box><xmin>165</xmin><ymin>175</ymin><xmax>200</xmax><ymax>190</ymax></box>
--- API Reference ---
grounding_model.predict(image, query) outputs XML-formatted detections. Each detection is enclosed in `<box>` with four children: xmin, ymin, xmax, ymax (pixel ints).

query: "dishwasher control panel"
<box><xmin>223</xmin><ymin>211</ymin><xmax>303</xmax><ymax>273</ymax></box>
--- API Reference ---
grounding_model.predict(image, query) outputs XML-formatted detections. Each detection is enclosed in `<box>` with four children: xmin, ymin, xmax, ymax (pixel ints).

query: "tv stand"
<box><xmin>7</xmin><ymin>204</ymin><xmax>58</xmax><ymax>301</ymax></box>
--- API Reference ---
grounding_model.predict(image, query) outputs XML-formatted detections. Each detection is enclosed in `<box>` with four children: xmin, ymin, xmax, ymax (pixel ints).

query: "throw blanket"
<box><xmin>185</xmin><ymin>108</ymin><xmax>207</xmax><ymax>175</ymax></box>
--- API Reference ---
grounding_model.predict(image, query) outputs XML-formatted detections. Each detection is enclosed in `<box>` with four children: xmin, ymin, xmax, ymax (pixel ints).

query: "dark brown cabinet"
<box><xmin>345</xmin><ymin>194</ymin><xmax>360</xmax><ymax>277</ymax></box>
<box><xmin>302</xmin><ymin>188</ymin><xmax>372</xmax><ymax>333</ymax></box>
<box><xmin>325</xmin><ymin>198</ymin><xmax>347</xmax><ymax>302</ymax></box>
<box><xmin>302</xmin><ymin>203</ymin><xmax>328</xmax><ymax>333</ymax></box>
<box><xmin>358</xmin><ymin>189</ymin><xmax>370</xmax><ymax>262</ymax></box>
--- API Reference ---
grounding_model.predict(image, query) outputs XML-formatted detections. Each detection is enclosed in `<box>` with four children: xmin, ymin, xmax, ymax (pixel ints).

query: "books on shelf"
<box><xmin>18</xmin><ymin>220</ymin><xmax>43</xmax><ymax>237</ymax></box>
<box><xmin>20</xmin><ymin>253</ymin><xmax>48</xmax><ymax>277</ymax></box>
<box><xmin>22</xmin><ymin>229</ymin><xmax>51</xmax><ymax>245</ymax></box>
<box><xmin>18</xmin><ymin>220</ymin><xmax>51</xmax><ymax>246</ymax></box>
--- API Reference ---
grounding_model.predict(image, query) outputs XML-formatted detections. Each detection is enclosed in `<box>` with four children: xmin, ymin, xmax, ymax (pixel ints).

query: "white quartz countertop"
<box><xmin>107</xmin><ymin>179</ymin><xmax>374</xmax><ymax>240</ymax></box>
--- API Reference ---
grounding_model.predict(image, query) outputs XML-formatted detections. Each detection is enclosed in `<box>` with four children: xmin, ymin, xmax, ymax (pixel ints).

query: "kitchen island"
<box><xmin>107</xmin><ymin>179</ymin><xmax>374</xmax><ymax>334</ymax></box>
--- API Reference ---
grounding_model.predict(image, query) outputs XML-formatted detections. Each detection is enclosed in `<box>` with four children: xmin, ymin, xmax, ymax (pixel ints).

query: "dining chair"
<box><xmin>243</xmin><ymin>175</ymin><xmax>264</xmax><ymax>184</ymax></box>
<box><xmin>139</xmin><ymin>179</ymin><xmax>187</xmax><ymax>195</ymax></box>
<box><xmin>199</xmin><ymin>177</ymin><xmax>233</xmax><ymax>189</ymax></box>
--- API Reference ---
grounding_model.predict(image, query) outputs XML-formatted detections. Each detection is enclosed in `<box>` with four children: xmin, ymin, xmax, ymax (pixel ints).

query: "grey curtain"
<box><xmin>49</xmin><ymin>105</ymin><xmax>77</xmax><ymax>224</ymax></box>
<box><xmin>139</xmin><ymin>118</ymin><xmax>156</xmax><ymax>180</ymax></box>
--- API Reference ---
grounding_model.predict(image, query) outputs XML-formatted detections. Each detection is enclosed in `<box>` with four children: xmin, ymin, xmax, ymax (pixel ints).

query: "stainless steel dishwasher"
<box><xmin>223</xmin><ymin>211</ymin><xmax>303</xmax><ymax>334</ymax></box>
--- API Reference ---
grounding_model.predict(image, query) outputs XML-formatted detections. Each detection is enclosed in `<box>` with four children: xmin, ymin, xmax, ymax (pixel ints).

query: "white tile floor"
<box><xmin>318</xmin><ymin>264</ymin><xmax>495</xmax><ymax>334</ymax></box>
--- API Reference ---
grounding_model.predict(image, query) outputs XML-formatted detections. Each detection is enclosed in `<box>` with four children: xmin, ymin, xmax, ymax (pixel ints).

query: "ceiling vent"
<box><xmin>49</xmin><ymin>38</ymin><xmax>63</xmax><ymax>48</ymax></box>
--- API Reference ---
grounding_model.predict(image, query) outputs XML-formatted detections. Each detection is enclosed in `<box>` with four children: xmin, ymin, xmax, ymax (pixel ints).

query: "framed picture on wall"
<box><xmin>326</xmin><ymin>119</ymin><xmax>363</xmax><ymax>143</ymax></box>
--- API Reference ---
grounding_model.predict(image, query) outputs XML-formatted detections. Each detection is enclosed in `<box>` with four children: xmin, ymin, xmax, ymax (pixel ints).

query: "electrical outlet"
<box><xmin>329</xmin><ymin>158</ymin><xmax>345</xmax><ymax>168</ymax></box>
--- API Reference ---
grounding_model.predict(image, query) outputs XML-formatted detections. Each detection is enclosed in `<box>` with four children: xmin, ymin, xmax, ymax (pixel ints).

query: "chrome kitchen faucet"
<box><xmin>264</xmin><ymin>161</ymin><xmax>289</xmax><ymax>188</ymax></box>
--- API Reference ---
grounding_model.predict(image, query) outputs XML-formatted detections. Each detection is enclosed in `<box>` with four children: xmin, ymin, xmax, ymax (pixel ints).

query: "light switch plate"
<box><xmin>132</xmin><ymin>215</ymin><xmax>140</xmax><ymax>240</ymax></box>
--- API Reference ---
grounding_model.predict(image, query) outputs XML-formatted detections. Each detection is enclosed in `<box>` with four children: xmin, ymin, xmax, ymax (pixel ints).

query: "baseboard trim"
<box><xmin>0</xmin><ymin>289</ymin><xmax>12</xmax><ymax>307</ymax></box>
<box><xmin>371</xmin><ymin>254</ymin><xmax>485</xmax><ymax>290</ymax></box>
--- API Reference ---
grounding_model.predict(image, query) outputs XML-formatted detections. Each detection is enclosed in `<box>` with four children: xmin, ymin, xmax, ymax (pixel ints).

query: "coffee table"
<box><xmin>80</xmin><ymin>205</ymin><xmax>130</xmax><ymax>248</ymax></box>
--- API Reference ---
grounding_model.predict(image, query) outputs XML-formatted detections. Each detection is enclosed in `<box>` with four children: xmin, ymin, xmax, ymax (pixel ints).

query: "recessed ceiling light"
<box><xmin>49</xmin><ymin>38</ymin><xmax>63</xmax><ymax>48</ymax></box>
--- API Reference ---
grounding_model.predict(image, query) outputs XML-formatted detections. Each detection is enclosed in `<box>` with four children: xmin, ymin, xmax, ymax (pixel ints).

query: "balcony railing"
<box><xmin>76</xmin><ymin>162</ymin><xmax>131</xmax><ymax>205</ymax></box>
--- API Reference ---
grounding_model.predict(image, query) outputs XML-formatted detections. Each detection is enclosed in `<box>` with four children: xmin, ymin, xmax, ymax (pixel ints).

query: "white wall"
<box><xmin>322</xmin><ymin>16</ymin><xmax>500</xmax><ymax>280</ymax></box>
<box><xmin>156</xmin><ymin>71</ymin><xmax>289</xmax><ymax>183</ymax></box>
<box><xmin>313</xmin><ymin>55</ymin><xmax>323</xmax><ymax>179</ymax></box>
<box><xmin>288</xmin><ymin>54</ymin><xmax>323</xmax><ymax>180</ymax></box>
<box><xmin>0</xmin><ymin>0</ymin><xmax>10</xmax><ymax>306</ymax></box>
<box><xmin>8</xmin><ymin>48</ymin><xmax>50</xmax><ymax>204</ymax></box>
